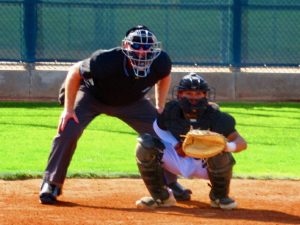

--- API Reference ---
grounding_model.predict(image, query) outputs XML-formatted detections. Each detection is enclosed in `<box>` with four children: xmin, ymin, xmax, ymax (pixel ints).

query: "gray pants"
<box><xmin>44</xmin><ymin>89</ymin><xmax>161</xmax><ymax>186</ymax></box>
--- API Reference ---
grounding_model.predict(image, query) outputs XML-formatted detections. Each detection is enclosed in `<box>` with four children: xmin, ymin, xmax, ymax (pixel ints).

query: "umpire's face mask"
<box><xmin>178</xmin><ymin>94</ymin><xmax>208</xmax><ymax>119</ymax></box>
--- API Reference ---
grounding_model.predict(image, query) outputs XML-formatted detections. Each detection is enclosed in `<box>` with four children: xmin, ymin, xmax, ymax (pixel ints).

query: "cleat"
<box><xmin>39</xmin><ymin>182</ymin><xmax>61</xmax><ymax>205</ymax></box>
<box><xmin>167</xmin><ymin>182</ymin><xmax>192</xmax><ymax>201</ymax></box>
<box><xmin>210</xmin><ymin>193</ymin><xmax>237</xmax><ymax>210</ymax></box>
<box><xmin>136</xmin><ymin>189</ymin><xmax>176</xmax><ymax>209</ymax></box>
<box><xmin>39</xmin><ymin>193</ymin><xmax>57</xmax><ymax>205</ymax></box>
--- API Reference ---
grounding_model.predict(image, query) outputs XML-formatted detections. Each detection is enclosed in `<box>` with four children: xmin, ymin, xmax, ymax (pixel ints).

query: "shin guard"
<box><xmin>136</xmin><ymin>133</ymin><xmax>169</xmax><ymax>201</ymax></box>
<box><xmin>207</xmin><ymin>152</ymin><xmax>236</xmax><ymax>199</ymax></box>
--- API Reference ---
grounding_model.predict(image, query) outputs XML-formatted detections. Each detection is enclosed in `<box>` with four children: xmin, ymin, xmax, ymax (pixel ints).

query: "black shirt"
<box><xmin>192</xmin><ymin>106</ymin><xmax>236</xmax><ymax>137</ymax></box>
<box><xmin>79</xmin><ymin>47</ymin><xmax>171</xmax><ymax>106</ymax></box>
<box><xmin>157</xmin><ymin>101</ymin><xmax>236</xmax><ymax>141</ymax></box>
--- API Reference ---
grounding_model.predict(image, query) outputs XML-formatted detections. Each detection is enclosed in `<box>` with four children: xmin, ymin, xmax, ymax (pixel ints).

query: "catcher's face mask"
<box><xmin>177</xmin><ymin>91</ymin><xmax>209</xmax><ymax>119</ymax></box>
<box><xmin>122</xmin><ymin>29</ymin><xmax>161</xmax><ymax>78</ymax></box>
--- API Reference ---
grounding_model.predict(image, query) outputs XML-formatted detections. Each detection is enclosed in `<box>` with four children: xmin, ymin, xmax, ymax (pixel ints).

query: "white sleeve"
<box><xmin>153</xmin><ymin>119</ymin><xmax>179</xmax><ymax>147</ymax></box>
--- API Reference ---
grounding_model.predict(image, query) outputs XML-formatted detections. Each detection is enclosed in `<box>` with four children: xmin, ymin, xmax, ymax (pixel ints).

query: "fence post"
<box><xmin>23</xmin><ymin>0</ymin><xmax>38</xmax><ymax>63</ymax></box>
<box><xmin>231</xmin><ymin>0</ymin><xmax>242</xmax><ymax>71</ymax></box>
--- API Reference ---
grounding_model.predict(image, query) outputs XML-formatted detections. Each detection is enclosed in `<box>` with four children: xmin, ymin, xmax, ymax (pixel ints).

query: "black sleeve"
<box><xmin>79</xmin><ymin>49</ymin><xmax>105</xmax><ymax>80</ymax></box>
<box><xmin>211</xmin><ymin>112</ymin><xmax>236</xmax><ymax>137</ymax></box>
<box><xmin>157</xmin><ymin>101</ymin><xmax>190</xmax><ymax>141</ymax></box>
<box><xmin>152</xmin><ymin>51</ymin><xmax>172</xmax><ymax>78</ymax></box>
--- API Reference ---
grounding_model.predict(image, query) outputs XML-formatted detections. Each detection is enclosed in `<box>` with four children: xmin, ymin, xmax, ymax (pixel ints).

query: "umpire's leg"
<box><xmin>113</xmin><ymin>97</ymin><xmax>157</xmax><ymax>135</ymax></box>
<box><xmin>43</xmin><ymin>89</ymin><xmax>100</xmax><ymax>187</ymax></box>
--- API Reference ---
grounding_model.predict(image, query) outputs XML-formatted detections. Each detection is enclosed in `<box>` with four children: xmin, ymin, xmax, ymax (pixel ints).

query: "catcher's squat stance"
<box><xmin>135</xmin><ymin>73</ymin><xmax>247</xmax><ymax>209</ymax></box>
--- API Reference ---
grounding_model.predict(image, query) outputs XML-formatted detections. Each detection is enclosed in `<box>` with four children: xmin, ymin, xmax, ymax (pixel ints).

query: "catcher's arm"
<box><xmin>154</xmin><ymin>119</ymin><xmax>187</xmax><ymax>157</ymax></box>
<box><xmin>157</xmin><ymin>101</ymin><xmax>191</xmax><ymax>141</ymax></box>
<box><xmin>224</xmin><ymin>131</ymin><xmax>247</xmax><ymax>153</ymax></box>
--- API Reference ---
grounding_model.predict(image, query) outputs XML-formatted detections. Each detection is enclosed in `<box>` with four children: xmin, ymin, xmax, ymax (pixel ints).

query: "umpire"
<box><xmin>39</xmin><ymin>25</ymin><xmax>186</xmax><ymax>204</ymax></box>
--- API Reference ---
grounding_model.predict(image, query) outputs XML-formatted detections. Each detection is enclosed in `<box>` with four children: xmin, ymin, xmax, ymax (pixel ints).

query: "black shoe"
<box><xmin>39</xmin><ymin>182</ymin><xmax>61</xmax><ymax>204</ymax></box>
<box><xmin>209</xmin><ymin>191</ymin><xmax>237</xmax><ymax>210</ymax></box>
<box><xmin>136</xmin><ymin>189</ymin><xmax>177</xmax><ymax>209</ymax></box>
<box><xmin>167</xmin><ymin>182</ymin><xmax>192</xmax><ymax>201</ymax></box>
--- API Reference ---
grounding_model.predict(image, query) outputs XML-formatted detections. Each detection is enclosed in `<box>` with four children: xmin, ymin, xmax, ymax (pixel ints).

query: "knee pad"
<box><xmin>136</xmin><ymin>133</ymin><xmax>165</xmax><ymax>165</ymax></box>
<box><xmin>207</xmin><ymin>152</ymin><xmax>236</xmax><ymax>176</ymax></box>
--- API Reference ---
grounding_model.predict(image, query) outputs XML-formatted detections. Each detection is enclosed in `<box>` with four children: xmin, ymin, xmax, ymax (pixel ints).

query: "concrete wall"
<box><xmin>151</xmin><ymin>72</ymin><xmax>300</xmax><ymax>102</ymax></box>
<box><xmin>0</xmin><ymin>68</ymin><xmax>67</xmax><ymax>101</ymax></box>
<box><xmin>0</xmin><ymin>68</ymin><xmax>299</xmax><ymax>102</ymax></box>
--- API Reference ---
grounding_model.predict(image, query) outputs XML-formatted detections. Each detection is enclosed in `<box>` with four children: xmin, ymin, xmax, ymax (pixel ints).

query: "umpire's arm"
<box><xmin>59</xmin><ymin>62</ymin><xmax>82</xmax><ymax>131</ymax></box>
<box><xmin>155</xmin><ymin>74</ymin><xmax>171</xmax><ymax>114</ymax></box>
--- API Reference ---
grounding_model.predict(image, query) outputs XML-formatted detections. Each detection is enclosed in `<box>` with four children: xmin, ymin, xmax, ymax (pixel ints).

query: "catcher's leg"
<box><xmin>135</xmin><ymin>133</ymin><xmax>176</xmax><ymax>209</ymax></box>
<box><xmin>164</xmin><ymin>170</ymin><xmax>192</xmax><ymax>201</ymax></box>
<box><xmin>207</xmin><ymin>152</ymin><xmax>237</xmax><ymax>210</ymax></box>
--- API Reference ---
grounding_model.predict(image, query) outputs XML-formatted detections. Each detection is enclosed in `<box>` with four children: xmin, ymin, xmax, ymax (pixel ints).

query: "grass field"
<box><xmin>0</xmin><ymin>101</ymin><xmax>299</xmax><ymax>180</ymax></box>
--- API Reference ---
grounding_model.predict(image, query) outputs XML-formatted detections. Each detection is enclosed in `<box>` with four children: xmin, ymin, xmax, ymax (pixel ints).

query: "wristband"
<box><xmin>226</xmin><ymin>142</ymin><xmax>237</xmax><ymax>152</ymax></box>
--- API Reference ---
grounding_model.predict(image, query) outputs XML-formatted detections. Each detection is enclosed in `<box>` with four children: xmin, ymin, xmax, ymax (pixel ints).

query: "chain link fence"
<box><xmin>1</xmin><ymin>0</ymin><xmax>300</xmax><ymax>73</ymax></box>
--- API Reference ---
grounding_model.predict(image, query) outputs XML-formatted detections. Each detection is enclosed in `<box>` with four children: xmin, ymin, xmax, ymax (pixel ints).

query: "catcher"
<box><xmin>135</xmin><ymin>72</ymin><xmax>247</xmax><ymax>210</ymax></box>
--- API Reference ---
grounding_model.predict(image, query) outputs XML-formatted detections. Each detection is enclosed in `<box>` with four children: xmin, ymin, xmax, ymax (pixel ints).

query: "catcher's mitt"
<box><xmin>181</xmin><ymin>130</ymin><xmax>227</xmax><ymax>158</ymax></box>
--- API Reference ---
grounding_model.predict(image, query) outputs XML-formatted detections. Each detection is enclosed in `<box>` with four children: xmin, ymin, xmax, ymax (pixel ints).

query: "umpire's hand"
<box><xmin>58</xmin><ymin>110</ymin><xmax>79</xmax><ymax>132</ymax></box>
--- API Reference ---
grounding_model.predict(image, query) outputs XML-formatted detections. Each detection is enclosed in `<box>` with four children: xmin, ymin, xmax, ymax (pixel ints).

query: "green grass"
<box><xmin>0</xmin><ymin>101</ymin><xmax>299</xmax><ymax>180</ymax></box>
<box><xmin>219</xmin><ymin>102</ymin><xmax>300</xmax><ymax>180</ymax></box>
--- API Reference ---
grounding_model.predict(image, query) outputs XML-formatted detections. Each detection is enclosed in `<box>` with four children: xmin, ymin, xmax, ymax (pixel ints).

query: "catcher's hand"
<box><xmin>181</xmin><ymin>130</ymin><xmax>227</xmax><ymax>159</ymax></box>
<box><xmin>174</xmin><ymin>142</ymin><xmax>186</xmax><ymax>157</ymax></box>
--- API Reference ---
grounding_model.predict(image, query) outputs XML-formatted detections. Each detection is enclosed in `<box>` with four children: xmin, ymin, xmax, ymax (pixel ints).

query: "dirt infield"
<box><xmin>1</xmin><ymin>178</ymin><xmax>300</xmax><ymax>225</ymax></box>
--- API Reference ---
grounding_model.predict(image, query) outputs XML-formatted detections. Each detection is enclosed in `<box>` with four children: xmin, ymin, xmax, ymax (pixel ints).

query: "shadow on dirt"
<box><xmin>54</xmin><ymin>199</ymin><xmax>300</xmax><ymax>224</ymax></box>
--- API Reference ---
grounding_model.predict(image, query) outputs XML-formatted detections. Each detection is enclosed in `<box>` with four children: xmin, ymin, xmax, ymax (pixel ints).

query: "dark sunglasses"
<box><xmin>130</xmin><ymin>43</ymin><xmax>153</xmax><ymax>50</ymax></box>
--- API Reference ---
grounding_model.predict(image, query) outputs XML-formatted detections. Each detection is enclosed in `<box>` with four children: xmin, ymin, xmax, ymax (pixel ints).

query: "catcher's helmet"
<box><xmin>122</xmin><ymin>25</ymin><xmax>161</xmax><ymax>77</ymax></box>
<box><xmin>178</xmin><ymin>72</ymin><xmax>210</xmax><ymax>92</ymax></box>
<box><xmin>175</xmin><ymin>73</ymin><xmax>215</xmax><ymax>119</ymax></box>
